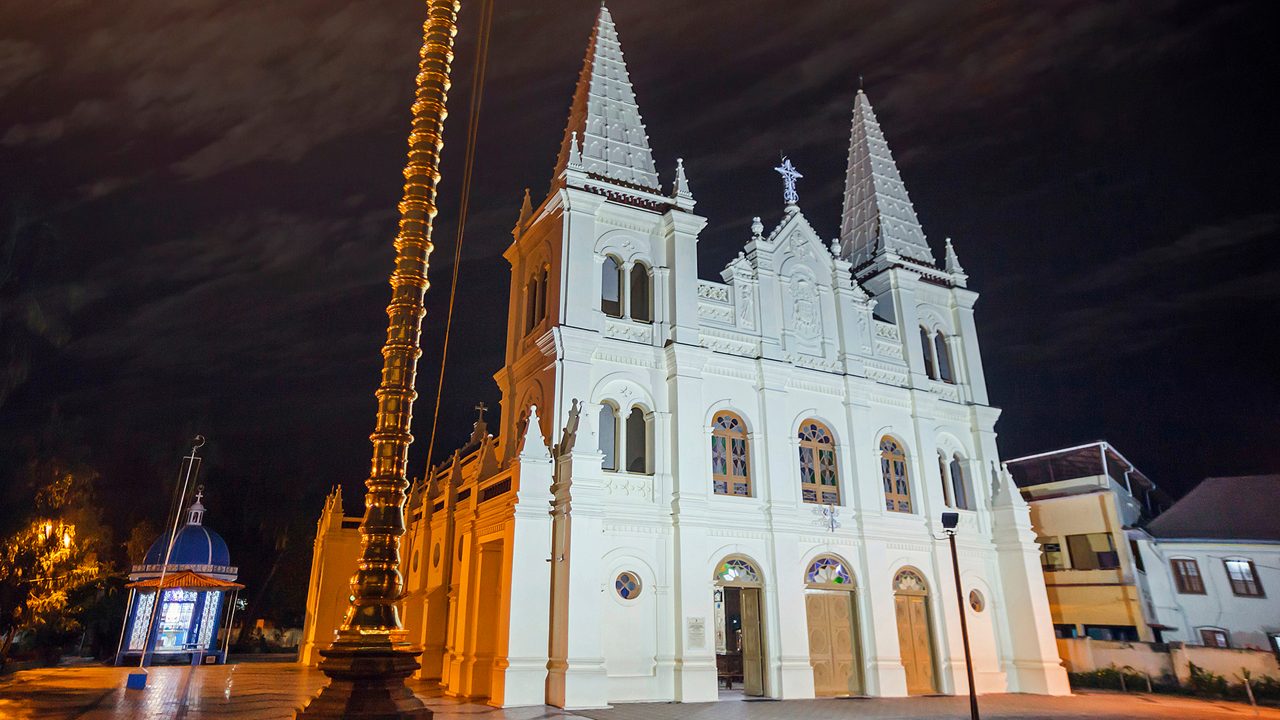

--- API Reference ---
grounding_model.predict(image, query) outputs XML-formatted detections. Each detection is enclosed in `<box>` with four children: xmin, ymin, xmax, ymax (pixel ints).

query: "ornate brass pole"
<box><xmin>298</xmin><ymin>2</ymin><xmax>459</xmax><ymax>718</ymax></box>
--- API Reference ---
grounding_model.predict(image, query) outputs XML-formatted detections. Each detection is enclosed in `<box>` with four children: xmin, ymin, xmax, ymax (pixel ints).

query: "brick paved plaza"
<box><xmin>0</xmin><ymin>661</ymin><xmax>1275</xmax><ymax>720</ymax></box>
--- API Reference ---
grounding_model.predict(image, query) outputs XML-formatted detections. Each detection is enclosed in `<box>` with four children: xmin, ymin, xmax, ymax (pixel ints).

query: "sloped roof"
<box><xmin>1145</xmin><ymin>475</ymin><xmax>1280</xmax><ymax>542</ymax></box>
<box><xmin>127</xmin><ymin>569</ymin><xmax>243</xmax><ymax>590</ymax></box>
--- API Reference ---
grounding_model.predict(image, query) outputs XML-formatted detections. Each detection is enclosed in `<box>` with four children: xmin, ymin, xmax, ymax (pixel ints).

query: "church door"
<box><xmin>740</xmin><ymin>587</ymin><xmax>764</xmax><ymax>696</ymax></box>
<box><xmin>806</xmin><ymin>591</ymin><xmax>861</xmax><ymax>696</ymax></box>
<box><xmin>893</xmin><ymin>568</ymin><xmax>936</xmax><ymax>695</ymax></box>
<box><xmin>804</xmin><ymin>556</ymin><xmax>861</xmax><ymax>696</ymax></box>
<box><xmin>713</xmin><ymin>557</ymin><xmax>766</xmax><ymax>698</ymax></box>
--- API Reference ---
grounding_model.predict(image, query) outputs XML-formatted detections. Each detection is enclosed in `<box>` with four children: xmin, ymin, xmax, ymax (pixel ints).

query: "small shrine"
<box><xmin>114</xmin><ymin>492</ymin><xmax>241</xmax><ymax>665</ymax></box>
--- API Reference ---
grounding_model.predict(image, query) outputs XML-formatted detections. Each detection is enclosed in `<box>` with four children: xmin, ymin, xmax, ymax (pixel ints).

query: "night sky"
<box><xmin>2</xmin><ymin>2</ymin><xmax>1277</xmax><ymax>619</ymax></box>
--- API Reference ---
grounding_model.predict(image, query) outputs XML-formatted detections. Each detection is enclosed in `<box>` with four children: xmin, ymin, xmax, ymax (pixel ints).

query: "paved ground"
<box><xmin>0</xmin><ymin>661</ymin><xmax>1274</xmax><ymax>719</ymax></box>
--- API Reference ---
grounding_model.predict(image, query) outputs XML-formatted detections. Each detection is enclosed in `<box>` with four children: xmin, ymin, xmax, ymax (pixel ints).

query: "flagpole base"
<box><xmin>297</xmin><ymin>642</ymin><xmax>430</xmax><ymax>719</ymax></box>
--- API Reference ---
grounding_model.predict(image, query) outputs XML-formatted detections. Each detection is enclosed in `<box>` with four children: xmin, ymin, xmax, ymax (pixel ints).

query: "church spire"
<box><xmin>838</xmin><ymin>90</ymin><xmax>935</xmax><ymax>267</ymax></box>
<box><xmin>552</xmin><ymin>4</ymin><xmax>660</xmax><ymax>190</ymax></box>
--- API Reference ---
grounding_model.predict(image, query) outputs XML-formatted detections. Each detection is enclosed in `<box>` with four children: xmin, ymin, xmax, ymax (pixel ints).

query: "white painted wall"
<box><xmin>1136</xmin><ymin>537</ymin><xmax>1280</xmax><ymax>651</ymax></box>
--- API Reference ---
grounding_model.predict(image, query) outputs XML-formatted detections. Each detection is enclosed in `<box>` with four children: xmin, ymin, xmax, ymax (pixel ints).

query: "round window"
<box><xmin>432</xmin><ymin>543</ymin><xmax>441</xmax><ymax>568</ymax></box>
<box><xmin>615</xmin><ymin>571</ymin><xmax>642</xmax><ymax>600</ymax></box>
<box><xmin>969</xmin><ymin>589</ymin><xmax>985</xmax><ymax>612</ymax></box>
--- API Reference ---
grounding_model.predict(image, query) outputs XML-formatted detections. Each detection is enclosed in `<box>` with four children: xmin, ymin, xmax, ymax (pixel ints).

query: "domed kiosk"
<box><xmin>114</xmin><ymin>492</ymin><xmax>242</xmax><ymax>665</ymax></box>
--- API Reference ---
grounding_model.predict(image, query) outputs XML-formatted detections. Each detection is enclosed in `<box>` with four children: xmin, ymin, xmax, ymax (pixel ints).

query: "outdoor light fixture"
<box><xmin>941</xmin><ymin>512</ymin><xmax>979</xmax><ymax>720</ymax></box>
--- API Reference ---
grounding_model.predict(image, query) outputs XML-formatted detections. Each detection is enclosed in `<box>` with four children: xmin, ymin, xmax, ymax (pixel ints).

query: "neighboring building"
<box><xmin>1006</xmin><ymin>442</ymin><xmax>1173</xmax><ymax>643</ymax></box>
<box><xmin>1135</xmin><ymin>475</ymin><xmax>1280</xmax><ymax>653</ymax></box>
<box><xmin>115</xmin><ymin>493</ymin><xmax>242</xmax><ymax>665</ymax></box>
<box><xmin>301</xmin><ymin>4</ymin><xmax>1069</xmax><ymax>708</ymax></box>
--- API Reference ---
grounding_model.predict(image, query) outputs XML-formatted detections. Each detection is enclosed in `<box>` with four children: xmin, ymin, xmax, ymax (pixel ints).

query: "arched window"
<box><xmin>880</xmin><ymin>436</ymin><xmax>912</xmax><ymax>513</ymax></box>
<box><xmin>798</xmin><ymin>420</ymin><xmax>839</xmax><ymax>505</ymax></box>
<box><xmin>630</xmin><ymin>262</ymin><xmax>652</xmax><ymax>323</ymax></box>
<box><xmin>950</xmin><ymin>454</ymin><xmax>971</xmax><ymax>510</ymax></box>
<box><xmin>599</xmin><ymin>403</ymin><xmax>618</xmax><ymax>472</ymax></box>
<box><xmin>601</xmin><ymin>255</ymin><xmax>622</xmax><ymax>318</ymax></box>
<box><xmin>711</xmin><ymin>412</ymin><xmax>750</xmax><ymax>496</ymax></box>
<box><xmin>538</xmin><ymin>265</ymin><xmax>550</xmax><ymax>323</ymax></box>
<box><xmin>920</xmin><ymin>326</ymin><xmax>937</xmax><ymax>379</ymax></box>
<box><xmin>524</xmin><ymin>276</ymin><xmax>538</xmax><ymax>333</ymax></box>
<box><xmin>805</xmin><ymin>556</ymin><xmax>854</xmax><ymax>587</ymax></box>
<box><xmin>935</xmin><ymin>332</ymin><xmax>953</xmax><ymax>383</ymax></box>
<box><xmin>625</xmin><ymin>406</ymin><xmax>651</xmax><ymax>474</ymax></box>
<box><xmin>937</xmin><ymin>452</ymin><xmax>953</xmax><ymax>508</ymax></box>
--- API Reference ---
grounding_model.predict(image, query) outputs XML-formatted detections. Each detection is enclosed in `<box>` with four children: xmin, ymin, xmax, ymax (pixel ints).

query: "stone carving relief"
<box><xmin>792</xmin><ymin>277</ymin><xmax>820</xmax><ymax>341</ymax></box>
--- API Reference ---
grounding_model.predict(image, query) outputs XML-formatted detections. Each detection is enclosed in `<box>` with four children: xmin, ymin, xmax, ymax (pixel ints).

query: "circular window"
<box><xmin>615</xmin><ymin>572</ymin><xmax>642</xmax><ymax>600</ymax></box>
<box><xmin>969</xmin><ymin>589</ymin><xmax>985</xmax><ymax>612</ymax></box>
<box><xmin>432</xmin><ymin>543</ymin><xmax>441</xmax><ymax>568</ymax></box>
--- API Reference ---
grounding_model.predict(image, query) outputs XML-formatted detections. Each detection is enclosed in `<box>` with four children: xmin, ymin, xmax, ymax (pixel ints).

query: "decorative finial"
<box><xmin>947</xmin><ymin>237</ymin><xmax>962</xmax><ymax>284</ymax></box>
<box><xmin>194</xmin><ymin>485</ymin><xmax>204</xmax><ymax>504</ymax></box>
<box><xmin>474</xmin><ymin>402</ymin><xmax>488</xmax><ymax>424</ymax></box>
<box><xmin>518</xmin><ymin>188</ymin><xmax>533</xmax><ymax>227</ymax></box>
<box><xmin>859</xmin><ymin>74</ymin><xmax>864</xmax><ymax>90</ymax></box>
<box><xmin>673</xmin><ymin>158</ymin><xmax>692</xmax><ymax>200</ymax></box>
<box><xmin>774</xmin><ymin>156</ymin><xmax>803</xmax><ymax>207</ymax></box>
<box><xmin>751</xmin><ymin>216</ymin><xmax>763</xmax><ymax>240</ymax></box>
<box><xmin>567</xmin><ymin>131</ymin><xmax>583</xmax><ymax>170</ymax></box>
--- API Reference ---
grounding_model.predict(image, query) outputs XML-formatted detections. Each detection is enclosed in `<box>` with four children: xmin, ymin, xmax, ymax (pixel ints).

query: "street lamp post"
<box><xmin>941</xmin><ymin>511</ymin><xmax>980</xmax><ymax>720</ymax></box>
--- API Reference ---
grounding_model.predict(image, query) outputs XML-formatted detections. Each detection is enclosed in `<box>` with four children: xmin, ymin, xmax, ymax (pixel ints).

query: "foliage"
<box><xmin>0</xmin><ymin>462</ymin><xmax>113</xmax><ymax>665</ymax></box>
<box><xmin>1187</xmin><ymin>661</ymin><xmax>1230</xmax><ymax>696</ymax></box>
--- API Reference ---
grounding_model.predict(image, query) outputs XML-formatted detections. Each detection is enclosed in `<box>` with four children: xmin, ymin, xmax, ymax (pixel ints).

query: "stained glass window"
<box><xmin>805</xmin><ymin>557</ymin><xmax>853</xmax><ymax>587</ymax></box>
<box><xmin>712</xmin><ymin>412</ymin><xmax>750</xmax><ymax>497</ymax></box>
<box><xmin>615</xmin><ymin>571</ymin><xmax>642</xmax><ymax>600</ymax></box>
<box><xmin>128</xmin><ymin>592</ymin><xmax>156</xmax><ymax>650</ymax></box>
<box><xmin>880</xmin><ymin>436</ymin><xmax>912</xmax><ymax>513</ymax></box>
<box><xmin>715</xmin><ymin>558</ymin><xmax>761</xmax><ymax>585</ymax></box>
<box><xmin>798</xmin><ymin>420</ymin><xmax>839</xmax><ymax>505</ymax></box>
<box><xmin>950</xmin><ymin>455</ymin><xmax>972</xmax><ymax>510</ymax></box>
<box><xmin>893</xmin><ymin>568</ymin><xmax>928</xmax><ymax>595</ymax></box>
<box><xmin>196</xmin><ymin>591</ymin><xmax>221</xmax><ymax>647</ymax></box>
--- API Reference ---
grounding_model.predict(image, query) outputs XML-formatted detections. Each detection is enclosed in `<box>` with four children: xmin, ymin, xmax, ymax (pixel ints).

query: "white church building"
<box><xmin>300</xmin><ymin>5</ymin><xmax>1069</xmax><ymax>708</ymax></box>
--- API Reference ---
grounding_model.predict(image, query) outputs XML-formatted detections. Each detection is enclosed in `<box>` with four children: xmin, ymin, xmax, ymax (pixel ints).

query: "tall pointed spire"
<box><xmin>552</xmin><ymin>4</ymin><xmax>660</xmax><ymax>190</ymax></box>
<box><xmin>838</xmin><ymin>90</ymin><xmax>935</xmax><ymax>267</ymax></box>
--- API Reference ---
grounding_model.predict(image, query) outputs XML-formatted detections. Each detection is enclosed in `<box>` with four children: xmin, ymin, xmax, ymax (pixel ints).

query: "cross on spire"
<box><xmin>774</xmin><ymin>156</ymin><xmax>803</xmax><ymax>207</ymax></box>
<box><xmin>474</xmin><ymin>402</ymin><xmax>488</xmax><ymax>424</ymax></box>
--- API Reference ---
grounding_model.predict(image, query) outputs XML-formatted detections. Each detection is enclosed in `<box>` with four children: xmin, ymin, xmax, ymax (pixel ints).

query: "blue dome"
<box><xmin>143</xmin><ymin>499</ymin><xmax>231</xmax><ymax>568</ymax></box>
<box><xmin>144</xmin><ymin>524</ymin><xmax>231</xmax><ymax>567</ymax></box>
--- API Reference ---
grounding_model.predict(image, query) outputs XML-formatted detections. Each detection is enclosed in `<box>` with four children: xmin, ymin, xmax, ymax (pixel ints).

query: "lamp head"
<box><xmin>941</xmin><ymin>511</ymin><xmax>959</xmax><ymax>530</ymax></box>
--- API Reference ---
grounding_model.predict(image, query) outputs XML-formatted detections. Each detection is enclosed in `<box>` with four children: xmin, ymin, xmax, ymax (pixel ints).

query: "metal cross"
<box><xmin>774</xmin><ymin>156</ymin><xmax>803</xmax><ymax>206</ymax></box>
<box><xmin>474</xmin><ymin>402</ymin><xmax>488</xmax><ymax>423</ymax></box>
<box><xmin>813</xmin><ymin>503</ymin><xmax>840</xmax><ymax>533</ymax></box>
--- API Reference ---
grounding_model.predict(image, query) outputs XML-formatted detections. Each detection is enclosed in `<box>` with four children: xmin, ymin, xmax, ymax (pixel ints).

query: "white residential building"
<box><xmin>1135</xmin><ymin>475</ymin><xmax>1280</xmax><ymax>653</ymax></box>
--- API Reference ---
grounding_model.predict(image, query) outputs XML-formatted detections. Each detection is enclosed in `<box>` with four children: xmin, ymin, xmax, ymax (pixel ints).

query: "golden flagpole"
<box><xmin>299</xmin><ymin>2</ymin><xmax>459</xmax><ymax>717</ymax></box>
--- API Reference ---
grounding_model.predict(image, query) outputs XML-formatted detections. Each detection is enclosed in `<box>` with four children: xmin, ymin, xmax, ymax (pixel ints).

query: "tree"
<box><xmin>0</xmin><ymin>464</ymin><xmax>112</xmax><ymax>665</ymax></box>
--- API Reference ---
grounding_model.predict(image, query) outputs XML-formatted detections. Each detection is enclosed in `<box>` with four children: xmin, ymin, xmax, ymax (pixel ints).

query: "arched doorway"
<box><xmin>804</xmin><ymin>556</ymin><xmax>862</xmax><ymax>696</ymax></box>
<box><xmin>893</xmin><ymin>568</ymin><xmax>937</xmax><ymax>695</ymax></box>
<box><xmin>713</xmin><ymin>557</ymin><xmax>765</xmax><ymax>697</ymax></box>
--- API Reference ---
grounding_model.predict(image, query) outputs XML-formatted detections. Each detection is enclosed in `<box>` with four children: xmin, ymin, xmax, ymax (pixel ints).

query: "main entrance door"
<box><xmin>804</xmin><ymin>556</ymin><xmax>861</xmax><ymax>696</ymax></box>
<box><xmin>893</xmin><ymin>568</ymin><xmax>937</xmax><ymax>695</ymax></box>
<box><xmin>714</xmin><ymin>557</ymin><xmax>765</xmax><ymax>697</ymax></box>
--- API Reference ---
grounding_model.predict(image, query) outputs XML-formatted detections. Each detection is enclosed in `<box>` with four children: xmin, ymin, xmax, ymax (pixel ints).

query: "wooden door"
<box><xmin>894</xmin><ymin>594</ymin><xmax>936</xmax><ymax>694</ymax></box>
<box><xmin>740</xmin><ymin>587</ymin><xmax>764</xmax><ymax>696</ymax></box>
<box><xmin>806</xmin><ymin>590</ymin><xmax>861</xmax><ymax>696</ymax></box>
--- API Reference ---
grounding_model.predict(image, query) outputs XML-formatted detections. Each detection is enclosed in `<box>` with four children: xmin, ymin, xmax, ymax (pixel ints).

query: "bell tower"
<box><xmin>494</xmin><ymin>3</ymin><xmax>706</xmax><ymax>459</ymax></box>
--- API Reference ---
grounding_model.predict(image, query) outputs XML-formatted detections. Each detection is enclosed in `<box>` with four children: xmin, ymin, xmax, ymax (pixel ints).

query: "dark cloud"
<box><xmin>1</xmin><ymin>0</ymin><xmax>1278</xmax><ymax>612</ymax></box>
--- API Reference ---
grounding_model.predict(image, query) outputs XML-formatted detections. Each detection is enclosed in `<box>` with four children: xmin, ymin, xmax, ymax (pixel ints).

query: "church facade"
<box><xmin>300</xmin><ymin>5</ymin><xmax>1068</xmax><ymax>708</ymax></box>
